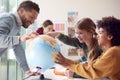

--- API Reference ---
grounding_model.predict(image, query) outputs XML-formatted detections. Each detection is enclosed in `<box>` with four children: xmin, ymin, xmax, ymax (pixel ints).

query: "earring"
<box><xmin>93</xmin><ymin>34</ymin><xmax>96</xmax><ymax>38</ymax></box>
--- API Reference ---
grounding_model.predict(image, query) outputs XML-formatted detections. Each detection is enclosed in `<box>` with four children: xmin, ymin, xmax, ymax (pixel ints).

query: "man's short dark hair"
<box><xmin>17</xmin><ymin>0</ymin><xmax>40</xmax><ymax>13</ymax></box>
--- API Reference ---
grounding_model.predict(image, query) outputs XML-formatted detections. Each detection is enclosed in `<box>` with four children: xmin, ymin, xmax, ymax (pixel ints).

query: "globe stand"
<box><xmin>39</xmin><ymin>74</ymin><xmax>44</xmax><ymax>80</ymax></box>
<box><xmin>39</xmin><ymin>74</ymin><xmax>52</xmax><ymax>80</ymax></box>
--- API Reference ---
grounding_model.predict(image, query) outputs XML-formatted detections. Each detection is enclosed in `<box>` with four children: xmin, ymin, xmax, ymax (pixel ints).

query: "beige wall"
<box><xmin>31</xmin><ymin>0</ymin><xmax>120</xmax><ymax>59</ymax></box>
<box><xmin>33</xmin><ymin>0</ymin><xmax>120</xmax><ymax>21</ymax></box>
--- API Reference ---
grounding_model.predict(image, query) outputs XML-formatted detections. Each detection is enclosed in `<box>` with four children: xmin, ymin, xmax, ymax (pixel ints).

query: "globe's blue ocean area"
<box><xmin>26</xmin><ymin>36</ymin><xmax>60</xmax><ymax>70</ymax></box>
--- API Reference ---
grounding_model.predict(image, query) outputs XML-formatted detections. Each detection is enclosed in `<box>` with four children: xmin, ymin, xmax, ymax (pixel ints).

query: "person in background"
<box><xmin>0</xmin><ymin>1</ymin><xmax>40</xmax><ymax>76</ymax></box>
<box><xmin>54</xmin><ymin>16</ymin><xmax>120</xmax><ymax>80</ymax></box>
<box><xmin>48</xmin><ymin>18</ymin><xmax>102</xmax><ymax>78</ymax></box>
<box><xmin>36</xmin><ymin>19</ymin><xmax>54</xmax><ymax>35</ymax></box>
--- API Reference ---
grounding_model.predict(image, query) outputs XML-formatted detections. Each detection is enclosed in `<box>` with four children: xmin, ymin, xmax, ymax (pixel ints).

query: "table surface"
<box><xmin>26</xmin><ymin>69</ymin><xmax>88</xmax><ymax>80</ymax></box>
<box><xmin>25</xmin><ymin>68</ymin><xmax>109</xmax><ymax>80</ymax></box>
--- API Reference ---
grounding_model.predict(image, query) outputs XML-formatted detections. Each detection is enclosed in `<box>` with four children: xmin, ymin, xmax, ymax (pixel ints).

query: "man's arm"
<box><xmin>0</xmin><ymin>15</ymin><xmax>20</xmax><ymax>48</ymax></box>
<box><xmin>13</xmin><ymin>44</ymin><xmax>30</xmax><ymax>72</ymax></box>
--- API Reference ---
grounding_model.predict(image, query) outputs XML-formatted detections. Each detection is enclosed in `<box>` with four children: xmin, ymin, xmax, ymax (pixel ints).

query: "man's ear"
<box><xmin>18</xmin><ymin>8</ymin><xmax>25</xmax><ymax>14</ymax></box>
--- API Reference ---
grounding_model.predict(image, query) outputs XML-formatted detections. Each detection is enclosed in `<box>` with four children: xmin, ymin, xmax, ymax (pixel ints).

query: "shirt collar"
<box><xmin>13</xmin><ymin>12</ymin><xmax>22</xmax><ymax>26</ymax></box>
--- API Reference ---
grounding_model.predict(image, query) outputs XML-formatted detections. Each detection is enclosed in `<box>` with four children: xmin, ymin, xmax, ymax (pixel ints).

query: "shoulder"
<box><xmin>103</xmin><ymin>46</ymin><xmax>120</xmax><ymax>57</ymax></box>
<box><xmin>0</xmin><ymin>13</ymin><xmax>13</xmax><ymax>18</ymax></box>
<box><xmin>0</xmin><ymin>13</ymin><xmax>15</xmax><ymax>28</ymax></box>
<box><xmin>38</xmin><ymin>27</ymin><xmax>43</xmax><ymax>30</ymax></box>
<box><xmin>0</xmin><ymin>13</ymin><xmax>14</xmax><ymax>22</ymax></box>
<box><xmin>36</xmin><ymin>27</ymin><xmax>43</xmax><ymax>35</ymax></box>
<box><xmin>107</xmin><ymin>46</ymin><xmax>120</xmax><ymax>53</ymax></box>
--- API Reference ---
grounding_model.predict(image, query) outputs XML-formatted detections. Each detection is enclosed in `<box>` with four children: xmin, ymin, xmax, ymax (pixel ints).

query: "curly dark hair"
<box><xmin>97</xmin><ymin>16</ymin><xmax>120</xmax><ymax>46</ymax></box>
<box><xmin>17</xmin><ymin>0</ymin><xmax>40</xmax><ymax>13</ymax></box>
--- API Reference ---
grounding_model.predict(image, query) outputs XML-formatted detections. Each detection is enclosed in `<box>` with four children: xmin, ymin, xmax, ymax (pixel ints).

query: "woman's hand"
<box><xmin>54</xmin><ymin>52</ymin><xmax>75</xmax><ymax>68</ymax></box>
<box><xmin>65</xmin><ymin>69</ymin><xmax>74</xmax><ymax>78</ymax></box>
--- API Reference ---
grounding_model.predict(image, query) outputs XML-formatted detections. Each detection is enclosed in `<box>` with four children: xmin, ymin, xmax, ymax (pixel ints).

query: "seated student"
<box><xmin>36</xmin><ymin>19</ymin><xmax>55</xmax><ymax>35</ymax></box>
<box><xmin>48</xmin><ymin>18</ymin><xmax>102</xmax><ymax>63</ymax></box>
<box><xmin>49</xmin><ymin>18</ymin><xmax>102</xmax><ymax>78</ymax></box>
<box><xmin>53</xmin><ymin>16</ymin><xmax>120</xmax><ymax>80</ymax></box>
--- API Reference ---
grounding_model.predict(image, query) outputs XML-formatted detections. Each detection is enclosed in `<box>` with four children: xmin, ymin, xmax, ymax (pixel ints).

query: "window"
<box><xmin>0</xmin><ymin>0</ymin><xmax>25</xmax><ymax>80</ymax></box>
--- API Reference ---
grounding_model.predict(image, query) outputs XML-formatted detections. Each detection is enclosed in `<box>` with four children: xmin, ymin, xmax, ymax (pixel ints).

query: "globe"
<box><xmin>26</xmin><ymin>35</ymin><xmax>60</xmax><ymax>70</ymax></box>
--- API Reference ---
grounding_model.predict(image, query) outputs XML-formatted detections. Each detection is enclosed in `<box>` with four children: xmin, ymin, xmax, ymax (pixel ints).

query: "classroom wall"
<box><xmin>33</xmin><ymin>0</ymin><xmax>120</xmax><ymax>21</ymax></box>
<box><xmin>31</xmin><ymin>0</ymin><xmax>120</xmax><ymax>60</ymax></box>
